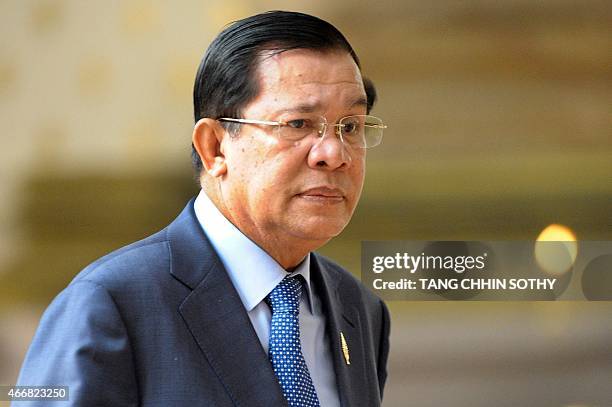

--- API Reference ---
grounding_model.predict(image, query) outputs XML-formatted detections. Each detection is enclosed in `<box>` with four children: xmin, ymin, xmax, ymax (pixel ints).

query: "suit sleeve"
<box><xmin>15</xmin><ymin>280</ymin><xmax>139</xmax><ymax>406</ymax></box>
<box><xmin>377</xmin><ymin>300</ymin><xmax>391</xmax><ymax>399</ymax></box>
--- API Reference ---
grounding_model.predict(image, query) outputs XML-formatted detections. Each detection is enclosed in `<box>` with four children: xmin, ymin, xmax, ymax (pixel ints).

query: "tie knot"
<box><xmin>266</xmin><ymin>276</ymin><xmax>303</xmax><ymax>314</ymax></box>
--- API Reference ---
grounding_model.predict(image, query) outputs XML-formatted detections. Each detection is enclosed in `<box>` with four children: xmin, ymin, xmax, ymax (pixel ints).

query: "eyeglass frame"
<box><xmin>217</xmin><ymin>114</ymin><xmax>386</xmax><ymax>149</ymax></box>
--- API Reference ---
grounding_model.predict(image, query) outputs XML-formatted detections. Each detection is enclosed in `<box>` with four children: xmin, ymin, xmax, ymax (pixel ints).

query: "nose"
<box><xmin>307</xmin><ymin>123</ymin><xmax>351</xmax><ymax>170</ymax></box>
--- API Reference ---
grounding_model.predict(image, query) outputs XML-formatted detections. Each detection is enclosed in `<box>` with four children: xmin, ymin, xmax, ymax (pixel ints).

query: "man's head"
<box><xmin>191</xmin><ymin>11</ymin><xmax>380</xmax><ymax>268</ymax></box>
<box><xmin>192</xmin><ymin>10</ymin><xmax>377</xmax><ymax>174</ymax></box>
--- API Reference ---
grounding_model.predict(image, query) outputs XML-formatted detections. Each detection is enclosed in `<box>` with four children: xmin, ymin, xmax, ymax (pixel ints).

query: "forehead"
<box><xmin>246</xmin><ymin>49</ymin><xmax>365</xmax><ymax>114</ymax></box>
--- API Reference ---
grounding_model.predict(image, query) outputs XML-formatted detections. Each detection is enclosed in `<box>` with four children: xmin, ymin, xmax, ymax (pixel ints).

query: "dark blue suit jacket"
<box><xmin>16</xmin><ymin>200</ymin><xmax>390</xmax><ymax>406</ymax></box>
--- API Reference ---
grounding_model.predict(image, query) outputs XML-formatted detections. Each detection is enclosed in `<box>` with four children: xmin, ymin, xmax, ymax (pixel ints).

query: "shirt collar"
<box><xmin>193</xmin><ymin>190</ymin><xmax>314</xmax><ymax>313</ymax></box>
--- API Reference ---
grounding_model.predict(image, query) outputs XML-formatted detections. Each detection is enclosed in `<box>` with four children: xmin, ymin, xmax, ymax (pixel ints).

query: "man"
<box><xmin>16</xmin><ymin>11</ymin><xmax>390</xmax><ymax>407</ymax></box>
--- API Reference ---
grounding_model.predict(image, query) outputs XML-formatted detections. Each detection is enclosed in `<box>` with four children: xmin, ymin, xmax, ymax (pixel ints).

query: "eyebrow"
<box><xmin>280</xmin><ymin>103</ymin><xmax>321</xmax><ymax>114</ymax></box>
<box><xmin>350</xmin><ymin>96</ymin><xmax>368</xmax><ymax>109</ymax></box>
<box><xmin>276</xmin><ymin>96</ymin><xmax>368</xmax><ymax>115</ymax></box>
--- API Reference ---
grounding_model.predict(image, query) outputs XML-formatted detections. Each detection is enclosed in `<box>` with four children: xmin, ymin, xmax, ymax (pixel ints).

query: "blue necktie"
<box><xmin>266</xmin><ymin>276</ymin><xmax>321</xmax><ymax>407</ymax></box>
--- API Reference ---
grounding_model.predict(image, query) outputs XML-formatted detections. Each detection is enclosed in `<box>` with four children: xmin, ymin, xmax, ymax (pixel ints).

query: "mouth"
<box><xmin>297</xmin><ymin>186</ymin><xmax>345</xmax><ymax>203</ymax></box>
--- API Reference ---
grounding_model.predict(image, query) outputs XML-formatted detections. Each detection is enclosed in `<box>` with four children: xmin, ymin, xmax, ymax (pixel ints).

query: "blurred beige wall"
<box><xmin>1</xmin><ymin>1</ymin><xmax>611</xmax><ymax>406</ymax></box>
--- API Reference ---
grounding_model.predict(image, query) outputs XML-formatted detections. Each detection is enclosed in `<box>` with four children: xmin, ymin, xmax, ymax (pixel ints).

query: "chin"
<box><xmin>292</xmin><ymin>218</ymin><xmax>348</xmax><ymax>242</ymax></box>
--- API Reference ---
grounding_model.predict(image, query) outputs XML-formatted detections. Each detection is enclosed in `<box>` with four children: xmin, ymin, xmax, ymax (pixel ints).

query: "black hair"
<box><xmin>191</xmin><ymin>10</ymin><xmax>377</xmax><ymax>175</ymax></box>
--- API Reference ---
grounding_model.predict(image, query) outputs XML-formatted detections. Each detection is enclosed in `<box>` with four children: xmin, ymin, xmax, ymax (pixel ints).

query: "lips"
<box><xmin>298</xmin><ymin>186</ymin><xmax>345</xmax><ymax>202</ymax></box>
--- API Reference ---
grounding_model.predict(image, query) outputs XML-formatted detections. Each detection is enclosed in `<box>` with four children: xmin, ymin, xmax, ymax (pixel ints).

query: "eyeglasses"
<box><xmin>217</xmin><ymin>114</ymin><xmax>386</xmax><ymax>149</ymax></box>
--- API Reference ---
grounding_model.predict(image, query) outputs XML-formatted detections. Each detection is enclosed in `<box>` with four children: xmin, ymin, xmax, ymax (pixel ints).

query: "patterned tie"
<box><xmin>266</xmin><ymin>276</ymin><xmax>321</xmax><ymax>407</ymax></box>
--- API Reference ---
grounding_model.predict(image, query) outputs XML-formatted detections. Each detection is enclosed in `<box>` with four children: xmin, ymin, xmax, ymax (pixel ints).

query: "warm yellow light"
<box><xmin>535</xmin><ymin>224</ymin><xmax>578</xmax><ymax>276</ymax></box>
<box><xmin>537</xmin><ymin>224</ymin><xmax>577</xmax><ymax>242</ymax></box>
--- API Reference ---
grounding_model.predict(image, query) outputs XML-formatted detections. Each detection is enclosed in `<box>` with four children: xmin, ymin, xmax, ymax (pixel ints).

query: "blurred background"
<box><xmin>1</xmin><ymin>0</ymin><xmax>610</xmax><ymax>406</ymax></box>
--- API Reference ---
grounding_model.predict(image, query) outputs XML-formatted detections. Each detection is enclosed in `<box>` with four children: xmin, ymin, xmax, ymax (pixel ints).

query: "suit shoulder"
<box><xmin>71</xmin><ymin>228</ymin><xmax>171</xmax><ymax>288</ymax></box>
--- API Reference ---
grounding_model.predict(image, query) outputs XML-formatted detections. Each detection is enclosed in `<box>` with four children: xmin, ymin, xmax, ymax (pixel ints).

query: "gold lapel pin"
<box><xmin>340</xmin><ymin>331</ymin><xmax>350</xmax><ymax>365</ymax></box>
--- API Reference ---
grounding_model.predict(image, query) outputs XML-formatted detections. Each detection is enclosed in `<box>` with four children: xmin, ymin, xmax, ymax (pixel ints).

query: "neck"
<box><xmin>203</xmin><ymin>184</ymin><xmax>325</xmax><ymax>270</ymax></box>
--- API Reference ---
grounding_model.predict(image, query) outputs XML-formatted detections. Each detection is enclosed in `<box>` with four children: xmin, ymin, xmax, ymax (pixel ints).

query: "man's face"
<box><xmin>218</xmin><ymin>49</ymin><xmax>367</xmax><ymax>254</ymax></box>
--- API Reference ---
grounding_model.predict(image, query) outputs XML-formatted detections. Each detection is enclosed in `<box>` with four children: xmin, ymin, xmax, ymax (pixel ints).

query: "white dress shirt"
<box><xmin>193</xmin><ymin>190</ymin><xmax>340</xmax><ymax>407</ymax></box>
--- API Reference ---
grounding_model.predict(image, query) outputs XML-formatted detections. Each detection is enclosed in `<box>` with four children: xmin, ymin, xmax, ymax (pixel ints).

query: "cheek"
<box><xmin>351</xmin><ymin>156</ymin><xmax>366</xmax><ymax>186</ymax></box>
<box><xmin>227</xmin><ymin>138</ymin><xmax>266</xmax><ymax>175</ymax></box>
<box><xmin>238</xmin><ymin>157</ymin><xmax>289</xmax><ymax>202</ymax></box>
<box><xmin>226</xmin><ymin>137</ymin><xmax>307</xmax><ymax>206</ymax></box>
<box><xmin>237</xmin><ymin>136</ymin><xmax>282</xmax><ymax>169</ymax></box>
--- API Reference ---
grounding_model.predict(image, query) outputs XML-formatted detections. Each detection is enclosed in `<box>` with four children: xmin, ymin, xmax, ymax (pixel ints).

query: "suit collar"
<box><xmin>311</xmin><ymin>253</ymin><xmax>370</xmax><ymax>407</ymax></box>
<box><xmin>167</xmin><ymin>199</ymin><xmax>218</xmax><ymax>290</ymax></box>
<box><xmin>167</xmin><ymin>200</ymin><xmax>287</xmax><ymax>406</ymax></box>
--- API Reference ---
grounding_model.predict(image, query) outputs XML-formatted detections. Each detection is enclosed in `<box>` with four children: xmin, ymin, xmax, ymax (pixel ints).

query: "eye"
<box><xmin>342</xmin><ymin>122</ymin><xmax>357</xmax><ymax>134</ymax></box>
<box><xmin>286</xmin><ymin>119</ymin><xmax>307</xmax><ymax>129</ymax></box>
<box><xmin>279</xmin><ymin>118</ymin><xmax>318</xmax><ymax>141</ymax></box>
<box><xmin>341</xmin><ymin>119</ymin><xmax>361</xmax><ymax>135</ymax></box>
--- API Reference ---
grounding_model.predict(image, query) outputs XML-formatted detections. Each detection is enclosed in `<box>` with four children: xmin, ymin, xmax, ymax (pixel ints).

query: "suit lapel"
<box><xmin>168</xmin><ymin>201</ymin><xmax>287</xmax><ymax>407</ymax></box>
<box><xmin>311</xmin><ymin>254</ymin><xmax>371</xmax><ymax>407</ymax></box>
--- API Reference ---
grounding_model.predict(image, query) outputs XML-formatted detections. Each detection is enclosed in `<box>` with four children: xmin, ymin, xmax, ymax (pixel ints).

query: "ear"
<box><xmin>192</xmin><ymin>118</ymin><xmax>228</xmax><ymax>178</ymax></box>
